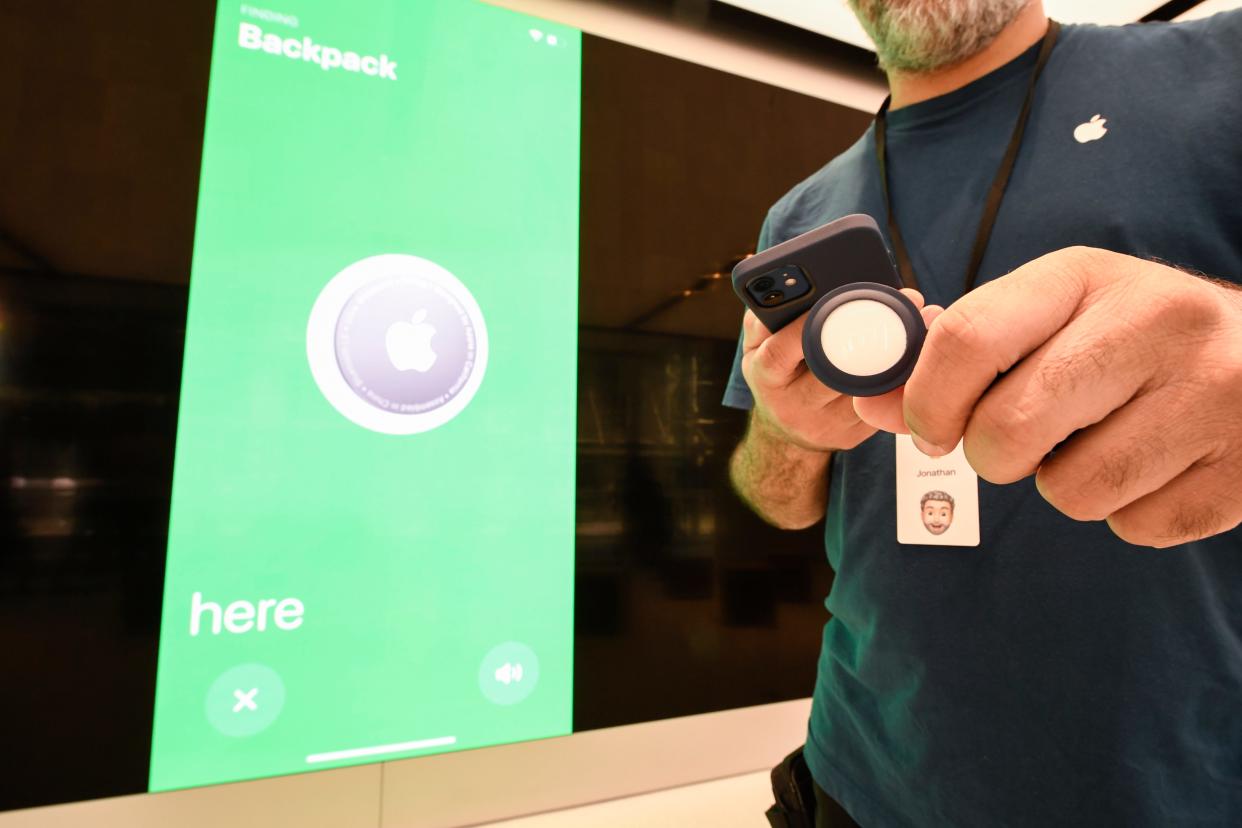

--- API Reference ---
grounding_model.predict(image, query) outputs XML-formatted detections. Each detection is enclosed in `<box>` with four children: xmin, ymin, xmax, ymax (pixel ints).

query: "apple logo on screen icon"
<box><xmin>307</xmin><ymin>254</ymin><xmax>488</xmax><ymax>435</ymax></box>
<box><xmin>386</xmin><ymin>309</ymin><xmax>437</xmax><ymax>373</ymax></box>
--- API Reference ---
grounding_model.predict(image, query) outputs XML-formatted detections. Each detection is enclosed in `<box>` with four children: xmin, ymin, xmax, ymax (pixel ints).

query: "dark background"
<box><xmin>0</xmin><ymin>0</ymin><xmax>874</xmax><ymax>812</ymax></box>
<box><xmin>573</xmin><ymin>36</ymin><xmax>871</xmax><ymax>728</ymax></box>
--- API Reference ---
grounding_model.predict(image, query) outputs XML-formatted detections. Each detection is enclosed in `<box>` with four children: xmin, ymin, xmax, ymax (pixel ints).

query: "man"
<box><xmin>724</xmin><ymin>2</ymin><xmax>1242</xmax><ymax>825</ymax></box>
<box><xmin>920</xmin><ymin>490</ymin><xmax>954</xmax><ymax>536</ymax></box>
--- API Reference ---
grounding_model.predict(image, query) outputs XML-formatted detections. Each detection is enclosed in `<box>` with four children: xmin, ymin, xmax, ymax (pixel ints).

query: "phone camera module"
<box><xmin>738</xmin><ymin>265</ymin><xmax>813</xmax><ymax>311</ymax></box>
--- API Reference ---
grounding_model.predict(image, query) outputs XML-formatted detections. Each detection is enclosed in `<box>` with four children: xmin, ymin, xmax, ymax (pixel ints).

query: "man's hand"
<box><xmin>731</xmin><ymin>290</ymin><xmax>936</xmax><ymax>530</ymax></box>
<box><xmin>741</xmin><ymin>288</ymin><xmax>932</xmax><ymax>452</ymax></box>
<box><xmin>854</xmin><ymin>247</ymin><xmax>1242</xmax><ymax>548</ymax></box>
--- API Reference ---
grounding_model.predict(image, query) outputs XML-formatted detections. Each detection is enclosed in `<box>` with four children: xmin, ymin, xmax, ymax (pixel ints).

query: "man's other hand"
<box><xmin>741</xmin><ymin>288</ymin><xmax>936</xmax><ymax>453</ymax></box>
<box><xmin>854</xmin><ymin>247</ymin><xmax>1242</xmax><ymax>548</ymax></box>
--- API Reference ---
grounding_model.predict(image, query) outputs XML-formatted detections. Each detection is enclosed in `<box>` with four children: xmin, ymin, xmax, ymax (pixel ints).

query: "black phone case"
<box><xmin>732</xmin><ymin>214</ymin><xmax>902</xmax><ymax>333</ymax></box>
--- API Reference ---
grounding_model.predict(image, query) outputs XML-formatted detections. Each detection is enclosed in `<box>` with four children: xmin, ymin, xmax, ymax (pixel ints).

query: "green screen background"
<box><xmin>149</xmin><ymin>0</ymin><xmax>581</xmax><ymax>791</ymax></box>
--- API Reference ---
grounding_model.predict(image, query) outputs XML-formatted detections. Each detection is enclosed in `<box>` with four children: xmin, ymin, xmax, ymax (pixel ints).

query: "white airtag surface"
<box><xmin>820</xmin><ymin>299</ymin><xmax>907</xmax><ymax>377</ymax></box>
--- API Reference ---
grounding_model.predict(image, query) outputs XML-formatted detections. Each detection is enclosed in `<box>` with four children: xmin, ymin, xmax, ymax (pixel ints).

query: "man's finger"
<box><xmin>960</xmin><ymin>298</ymin><xmax>1157</xmax><ymax>483</ymax></box>
<box><xmin>1105</xmin><ymin>458</ymin><xmax>1242</xmax><ymax>548</ymax></box>
<box><xmin>898</xmin><ymin>288</ymin><xmax>927</xmax><ymax>311</ymax></box>
<box><xmin>853</xmin><ymin>302</ymin><xmax>942</xmax><ymax>433</ymax></box>
<box><xmin>1032</xmin><ymin>383</ymin><xmax>1203</xmax><ymax>521</ymax></box>
<box><xmin>741</xmin><ymin>309</ymin><xmax>771</xmax><ymax>353</ymax></box>
<box><xmin>748</xmin><ymin>313</ymin><xmax>812</xmax><ymax>387</ymax></box>
<box><xmin>902</xmin><ymin>248</ymin><xmax>1102</xmax><ymax>455</ymax></box>
<box><xmin>785</xmin><ymin>363</ymin><xmax>851</xmax><ymax>410</ymax></box>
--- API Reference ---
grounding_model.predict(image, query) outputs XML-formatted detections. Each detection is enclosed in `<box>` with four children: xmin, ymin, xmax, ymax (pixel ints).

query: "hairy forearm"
<box><xmin>730</xmin><ymin>411</ymin><xmax>831</xmax><ymax>530</ymax></box>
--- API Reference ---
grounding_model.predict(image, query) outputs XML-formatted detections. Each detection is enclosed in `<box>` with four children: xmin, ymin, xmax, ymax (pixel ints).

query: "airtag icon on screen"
<box><xmin>307</xmin><ymin>254</ymin><xmax>489</xmax><ymax>434</ymax></box>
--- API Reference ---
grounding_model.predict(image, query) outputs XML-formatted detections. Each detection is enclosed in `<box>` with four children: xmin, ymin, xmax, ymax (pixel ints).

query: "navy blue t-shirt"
<box><xmin>725</xmin><ymin>15</ymin><xmax>1242</xmax><ymax>827</ymax></box>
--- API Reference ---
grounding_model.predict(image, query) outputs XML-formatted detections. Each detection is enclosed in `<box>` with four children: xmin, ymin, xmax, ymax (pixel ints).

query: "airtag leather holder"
<box><xmin>802</xmin><ymin>282</ymin><xmax>926</xmax><ymax>397</ymax></box>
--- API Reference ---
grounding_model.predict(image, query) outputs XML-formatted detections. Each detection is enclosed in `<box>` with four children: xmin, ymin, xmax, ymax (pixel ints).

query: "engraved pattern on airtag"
<box><xmin>820</xmin><ymin>299</ymin><xmax>907</xmax><ymax>377</ymax></box>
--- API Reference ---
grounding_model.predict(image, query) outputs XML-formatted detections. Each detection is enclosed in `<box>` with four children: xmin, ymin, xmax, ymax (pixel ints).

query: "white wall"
<box><xmin>483</xmin><ymin>0</ymin><xmax>887</xmax><ymax>112</ymax></box>
<box><xmin>1175</xmin><ymin>0</ymin><xmax>1242</xmax><ymax>19</ymax></box>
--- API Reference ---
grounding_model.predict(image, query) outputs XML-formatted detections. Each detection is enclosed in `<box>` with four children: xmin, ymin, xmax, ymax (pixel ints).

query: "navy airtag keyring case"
<box><xmin>801</xmin><ymin>282</ymin><xmax>925</xmax><ymax>397</ymax></box>
<box><xmin>731</xmin><ymin>214</ymin><xmax>926</xmax><ymax>397</ymax></box>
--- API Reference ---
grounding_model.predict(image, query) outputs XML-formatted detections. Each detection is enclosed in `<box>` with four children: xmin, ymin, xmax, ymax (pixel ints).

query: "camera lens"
<box><xmin>762</xmin><ymin>290</ymin><xmax>785</xmax><ymax>306</ymax></box>
<box><xmin>752</xmin><ymin>276</ymin><xmax>775</xmax><ymax>292</ymax></box>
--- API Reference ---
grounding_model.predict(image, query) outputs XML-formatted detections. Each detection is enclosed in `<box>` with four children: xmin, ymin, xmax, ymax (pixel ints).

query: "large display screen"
<box><xmin>148</xmin><ymin>0</ymin><xmax>580</xmax><ymax>790</ymax></box>
<box><xmin>0</xmin><ymin>0</ymin><xmax>873</xmax><ymax>811</ymax></box>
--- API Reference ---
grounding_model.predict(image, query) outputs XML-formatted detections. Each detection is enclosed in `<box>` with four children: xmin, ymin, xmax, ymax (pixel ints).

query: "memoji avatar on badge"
<box><xmin>920</xmin><ymin>490</ymin><xmax>955</xmax><ymax>537</ymax></box>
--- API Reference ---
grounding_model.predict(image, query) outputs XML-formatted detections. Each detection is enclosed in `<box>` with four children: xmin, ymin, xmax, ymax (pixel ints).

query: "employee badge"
<box><xmin>895</xmin><ymin>435</ymin><xmax>980</xmax><ymax>547</ymax></box>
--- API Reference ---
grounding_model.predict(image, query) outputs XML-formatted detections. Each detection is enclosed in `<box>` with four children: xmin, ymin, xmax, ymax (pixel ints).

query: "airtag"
<box><xmin>820</xmin><ymin>300</ymin><xmax>906</xmax><ymax>376</ymax></box>
<box><xmin>802</xmin><ymin>282</ymin><xmax>926</xmax><ymax>397</ymax></box>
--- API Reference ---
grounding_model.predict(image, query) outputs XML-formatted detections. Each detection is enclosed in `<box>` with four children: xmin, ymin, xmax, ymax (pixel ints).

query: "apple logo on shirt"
<box><xmin>1073</xmin><ymin>114</ymin><xmax>1108</xmax><ymax>144</ymax></box>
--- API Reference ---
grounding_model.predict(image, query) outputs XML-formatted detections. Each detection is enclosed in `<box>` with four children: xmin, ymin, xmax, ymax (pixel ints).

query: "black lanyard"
<box><xmin>874</xmin><ymin>20</ymin><xmax>1061</xmax><ymax>294</ymax></box>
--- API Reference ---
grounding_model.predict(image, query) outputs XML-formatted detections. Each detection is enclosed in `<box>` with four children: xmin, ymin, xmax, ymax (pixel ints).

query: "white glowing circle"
<box><xmin>820</xmin><ymin>299</ymin><xmax>907</xmax><ymax>377</ymax></box>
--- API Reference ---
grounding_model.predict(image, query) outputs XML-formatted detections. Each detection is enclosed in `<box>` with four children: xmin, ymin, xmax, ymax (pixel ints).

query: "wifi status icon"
<box><xmin>528</xmin><ymin>28</ymin><xmax>560</xmax><ymax>46</ymax></box>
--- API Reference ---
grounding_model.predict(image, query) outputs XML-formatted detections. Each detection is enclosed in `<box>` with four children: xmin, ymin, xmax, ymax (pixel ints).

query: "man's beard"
<box><xmin>848</xmin><ymin>0</ymin><xmax>1032</xmax><ymax>73</ymax></box>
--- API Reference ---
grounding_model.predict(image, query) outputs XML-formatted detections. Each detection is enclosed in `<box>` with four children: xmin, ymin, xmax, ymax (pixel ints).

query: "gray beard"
<box><xmin>848</xmin><ymin>0</ymin><xmax>1033</xmax><ymax>73</ymax></box>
